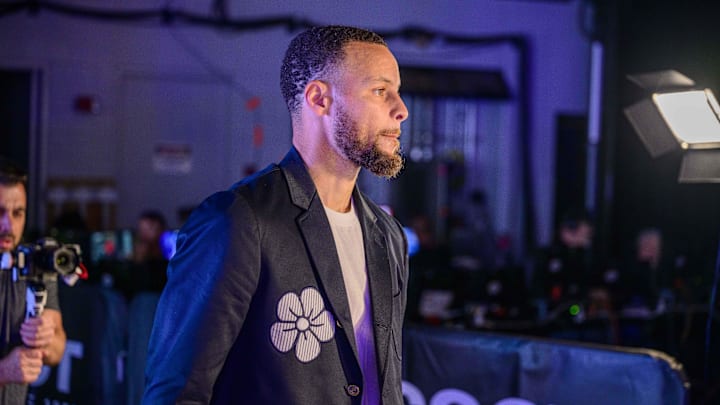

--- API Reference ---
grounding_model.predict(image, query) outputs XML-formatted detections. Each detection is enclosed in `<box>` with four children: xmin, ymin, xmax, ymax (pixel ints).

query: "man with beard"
<box><xmin>143</xmin><ymin>25</ymin><xmax>410</xmax><ymax>404</ymax></box>
<box><xmin>0</xmin><ymin>159</ymin><xmax>66</xmax><ymax>404</ymax></box>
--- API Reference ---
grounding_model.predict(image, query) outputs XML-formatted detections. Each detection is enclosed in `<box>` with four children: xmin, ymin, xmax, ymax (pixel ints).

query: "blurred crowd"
<box><xmin>404</xmin><ymin>204</ymin><xmax>716</xmax><ymax>353</ymax></box>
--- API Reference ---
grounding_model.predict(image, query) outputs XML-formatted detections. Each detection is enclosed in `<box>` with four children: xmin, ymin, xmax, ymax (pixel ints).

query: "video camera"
<box><xmin>1</xmin><ymin>237</ymin><xmax>85</xmax><ymax>287</ymax></box>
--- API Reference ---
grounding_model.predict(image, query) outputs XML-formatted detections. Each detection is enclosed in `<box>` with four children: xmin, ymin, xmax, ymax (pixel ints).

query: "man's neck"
<box><xmin>293</xmin><ymin>140</ymin><xmax>359</xmax><ymax>213</ymax></box>
<box><xmin>313</xmin><ymin>174</ymin><xmax>356</xmax><ymax>213</ymax></box>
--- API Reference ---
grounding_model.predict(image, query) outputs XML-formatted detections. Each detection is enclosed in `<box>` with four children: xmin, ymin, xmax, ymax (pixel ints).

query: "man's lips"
<box><xmin>380</xmin><ymin>130</ymin><xmax>401</xmax><ymax>145</ymax></box>
<box><xmin>380</xmin><ymin>129</ymin><xmax>401</xmax><ymax>138</ymax></box>
<box><xmin>0</xmin><ymin>236</ymin><xmax>14</xmax><ymax>250</ymax></box>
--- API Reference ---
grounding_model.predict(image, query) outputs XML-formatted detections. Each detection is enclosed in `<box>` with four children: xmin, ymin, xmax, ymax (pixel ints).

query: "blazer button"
<box><xmin>345</xmin><ymin>384</ymin><xmax>361</xmax><ymax>397</ymax></box>
<box><xmin>336</xmin><ymin>319</ymin><xmax>343</xmax><ymax>329</ymax></box>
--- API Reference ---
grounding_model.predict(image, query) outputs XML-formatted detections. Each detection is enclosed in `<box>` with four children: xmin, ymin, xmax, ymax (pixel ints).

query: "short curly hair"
<box><xmin>280</xmin><ymin>25</ymin><xmax>386</xmax><ymax>118</ymax></box>
<box><xmin>0</xmin><ymin>158</ymin><xmax>27</xmax><ymax>189</ymax></box>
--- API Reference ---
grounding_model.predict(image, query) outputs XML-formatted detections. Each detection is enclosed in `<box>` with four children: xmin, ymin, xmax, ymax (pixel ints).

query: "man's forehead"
<box><xmin>342</xmin><ymin>43</ymin><xmax>401</xmax><ymax>84</ymax></box>
<box><xmin>0</xmin><ymin>184</ymin><xmax>27</xmax><ymax>203</ymax></box>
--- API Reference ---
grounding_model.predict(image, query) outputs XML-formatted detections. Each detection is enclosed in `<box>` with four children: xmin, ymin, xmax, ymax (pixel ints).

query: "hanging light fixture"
<box><xmin>623</xmin><ymin>69</ymin><xmax>720</xmax><ymax>182</ymax></box>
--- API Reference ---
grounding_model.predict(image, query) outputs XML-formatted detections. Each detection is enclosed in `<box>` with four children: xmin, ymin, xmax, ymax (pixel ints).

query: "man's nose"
<box><xmin>394</xmin><ymin>96</ymin><xmax>409</xmax><ymax>123</ymax></box>
<box><xmin>0</xmin><ymin>214</ymin><xmax>10</xmax><ymax>232</ymax></box>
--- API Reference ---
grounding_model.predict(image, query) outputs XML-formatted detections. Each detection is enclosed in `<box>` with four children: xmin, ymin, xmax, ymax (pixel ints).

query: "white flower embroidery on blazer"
<box><xmin>270</xmin><ymin>287</ymin><xmax>335</xmax><ymax>362</ymax></box>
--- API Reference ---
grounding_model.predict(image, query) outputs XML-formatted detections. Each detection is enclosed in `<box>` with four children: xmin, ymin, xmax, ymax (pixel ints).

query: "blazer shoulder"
<box><xmin>181</xmin><ymin>164</ymin><xmax>284</xmax><ymax>229</ymax></box>
<box><xmin>230</xmin><ymin>163</ymin><xmax>283</xmax><ymax>195</ymax></box>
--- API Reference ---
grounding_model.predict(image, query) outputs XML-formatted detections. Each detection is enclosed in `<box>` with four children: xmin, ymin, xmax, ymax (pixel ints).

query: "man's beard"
<box><xmin>333</xmin><ymin>106</ymin><xmax>404</xmax><ymax>179</ymax></box>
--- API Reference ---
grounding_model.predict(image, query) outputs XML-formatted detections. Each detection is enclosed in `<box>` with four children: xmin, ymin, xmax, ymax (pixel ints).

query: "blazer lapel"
<box><xmin>296</xmin><ymin>202</ymin><xmax>358</xmax><ymax>354</ymax></box>
<box><xmin>281</xmin><ymin>148</ymin><xmax>358</xmax><ymax>358</ymax></box>
<box><xmin>280</xmin><ymin>147</ymin><xmax>394</xmax><ymax>388</ymax></box>
<box><xmin>354</xmin><ymin>190</ymin><xmax>393</xmax><ymax>391</ymax></box>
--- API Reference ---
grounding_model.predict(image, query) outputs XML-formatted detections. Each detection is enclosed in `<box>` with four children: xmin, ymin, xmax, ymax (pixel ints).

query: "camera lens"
<box><xmin>52</xmin><ymin>248</ymin><xmax>79</xmax><ymax>276</ymax></box>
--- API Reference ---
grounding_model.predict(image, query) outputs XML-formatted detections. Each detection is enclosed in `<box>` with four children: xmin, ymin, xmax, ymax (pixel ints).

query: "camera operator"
<box><xmin>0</xmin><ymin>159</ymin><xmax>66</xmax><ymax>404</ymax></box>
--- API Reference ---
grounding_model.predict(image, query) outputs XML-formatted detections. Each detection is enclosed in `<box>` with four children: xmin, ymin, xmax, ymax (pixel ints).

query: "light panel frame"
<box><xmin>624</xmin><ymin>70</ymin><xmax>720</xmax><ymax>183</ymax></box>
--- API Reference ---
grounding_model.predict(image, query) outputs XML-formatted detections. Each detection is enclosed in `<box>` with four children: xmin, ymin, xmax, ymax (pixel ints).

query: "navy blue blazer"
<box><xmin>142</xmin><ymin>147</ymin><xmax>408</xmax><ymax>404</ymax></box>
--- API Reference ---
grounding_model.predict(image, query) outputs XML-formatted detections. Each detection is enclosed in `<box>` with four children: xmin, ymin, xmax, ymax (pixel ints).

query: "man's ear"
<box><xmin>304</xmin><ymin>80</ymin><xmax>331</xmax><ymax>116</ymax></box>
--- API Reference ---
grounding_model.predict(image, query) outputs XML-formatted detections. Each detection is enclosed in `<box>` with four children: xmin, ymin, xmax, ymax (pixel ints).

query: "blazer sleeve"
<box><xmin>142</xmin><ymin>190</ymin><xmax>261</xmax><ymax>404</ymax></box>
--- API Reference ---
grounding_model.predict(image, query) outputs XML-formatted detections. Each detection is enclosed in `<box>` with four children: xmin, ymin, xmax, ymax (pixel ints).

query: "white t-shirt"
<box><xmin>324</xmin><ymin>200</ymin><xmax>380</xmax><ymax>405</ymax></box>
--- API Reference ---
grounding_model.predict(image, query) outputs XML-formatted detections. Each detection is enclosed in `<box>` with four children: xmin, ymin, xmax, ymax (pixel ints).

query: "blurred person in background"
<box><xmin>0</xmin><ymin>158</ymin><xmax>66</xmax><ymax>404</ymax></box>
<box><xmin>133</xmin><ymin>210</ymin><xmax>167</xmax><ymax>264</ymax></box>
<box><xmin>127</xmin><ymin>210</ymin><xmax>169</xmax><ymax>297</ymax></box>
<box><xmin>532</xmin><ymin>208</ymin><xmax>596</xmax><ymax>315</ymax></box>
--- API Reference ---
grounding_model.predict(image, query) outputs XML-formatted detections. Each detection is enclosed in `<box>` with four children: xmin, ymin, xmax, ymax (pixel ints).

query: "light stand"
<box><xmin>624</xmin><ymin>69</ymin><xmax>720</xmax><ymax>384</ymax></box>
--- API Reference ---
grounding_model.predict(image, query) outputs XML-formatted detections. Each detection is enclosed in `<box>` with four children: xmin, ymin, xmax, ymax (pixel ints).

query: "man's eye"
<box><xmin>373</xmin><ymin>88</ymin><xmax>386</xmax><ymax>96</ymax></box>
